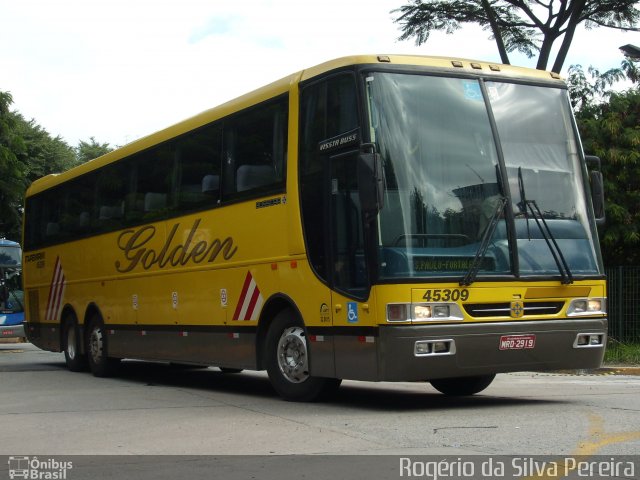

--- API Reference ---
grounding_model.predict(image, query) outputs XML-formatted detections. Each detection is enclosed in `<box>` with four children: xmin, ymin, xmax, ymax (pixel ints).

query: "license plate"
<box><xmin>499</xmin><ymin>334</ymin><xmax>536</xmax><ymax>350</ymax></box>
<box><xmin>2</xmin><ymin>330</ymin><xmax>14</xmax><ymax>336</ymax></box>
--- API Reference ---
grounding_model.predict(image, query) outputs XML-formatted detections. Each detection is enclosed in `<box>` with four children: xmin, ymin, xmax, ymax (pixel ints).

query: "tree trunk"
<box><xmin>551</xmin><ymin>0</ymin><xmax>587</xmax><ymax>73</ymax></box>
<box><xmin>481</xmin><ymin>0</ymin><xmax>511</xmax><ymax>64</ymax></box>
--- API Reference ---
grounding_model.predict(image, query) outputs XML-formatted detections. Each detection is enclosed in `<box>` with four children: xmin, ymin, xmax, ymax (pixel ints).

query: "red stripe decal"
<box><xmin>233</xmin><ymin>272</ymin><xmax>253</xmax><ymax>320</ymax></box>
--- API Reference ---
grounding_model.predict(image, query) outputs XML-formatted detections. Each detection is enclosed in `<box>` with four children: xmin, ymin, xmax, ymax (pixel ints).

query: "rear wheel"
<box><xmin>430</xmin><ymin>374</ymin><xmax>495</xmax><ymax>396</ymax></box>
<box><xmin>62</xmin><ymin>314</ymin><xmax>87</xmax><ymax>372</ymax></box>
<box><xmin>86</xmin><ymin>314</ymin><xmax>120</xmax><ymax>377</ymax></box>
<box><xmin>265</xmin><ymin>310</ymin><xmax>340</xmax><ymax>402</ymax></box>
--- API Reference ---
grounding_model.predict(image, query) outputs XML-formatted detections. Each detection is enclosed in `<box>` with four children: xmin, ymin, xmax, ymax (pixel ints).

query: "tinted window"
<box><xmin>299</xmin><ymin>74</ymin><xmax>359</xmax><ymax>285</ymax></box>
<box><xmin>24</xmin><ymin>95</ymin><xmax>289</xmax><ymax>250</ymax></box>
<box><xmin>223</xmin><ymin>98</ymin><xmax>287</xmax><ymax>200</ymax></box>
<box><xmin>176</xmin><ymin>124</ymin><xmax>222</xmax><ymax>213</ymax></box>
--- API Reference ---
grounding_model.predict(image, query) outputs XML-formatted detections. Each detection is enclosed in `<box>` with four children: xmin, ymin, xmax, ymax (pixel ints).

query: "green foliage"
<box><xmin>604</xmin><ymin>339</ymin><xmax>640</xmax><ymax>364</ymax></box>
<box><xmin>14</xmin><ymin>115</ymin><xmax>79</xmax><ymax>183</ymax></box>
<box><xmin>393</xmin><ymin>0</ymin><xmax>640</xmax><ymax>72</ymax></box>
<box><xmin>568</xmin><ymin>61</ymin><xmax>640</xmax><ymax>265</ymax></box>
<box><xmin>0</xmin><ymin>89</ymin><xmax>111</xmax><ymax>241</ymax></box>
<box><xmin>76</xmin><ymin>137</ymin><xmax>112</xmax><ymax>164</ymax></box>
<box><xmin>0</xmin><ymin>92</ymin><xmax>27</xmax><ymax>240</ymax></box>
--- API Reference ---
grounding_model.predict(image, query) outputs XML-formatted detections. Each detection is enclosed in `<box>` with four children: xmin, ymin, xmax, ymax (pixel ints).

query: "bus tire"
<box><xmin>62</xmin><ymin>314</ymin><xmax>87</xmax><ymax>372</ymax></box>
<box><xmin>265</xmin><ymin>309</ymin><xmax>341</xmax><ymax>402</ymax></box>
<box><xmin>86</xmin><ymin>314</ymin><xmax>120</xmax><ymax>377</ymax></box>
<box><xmin>429</xmin><ymin>374</ymin><xmax>496</xmax><ymax>396</ymax></box>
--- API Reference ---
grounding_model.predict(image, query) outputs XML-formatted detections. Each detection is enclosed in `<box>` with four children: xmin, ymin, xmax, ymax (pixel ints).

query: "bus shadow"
<box><xmin>330</xmin><ymin>383</ymin><xmax>556</xmax><ymax>412</ymax></box>
<box><xmin>46</xmin><ymin>359</ymin><xmax>569</xmax><ymax>412</ymax></box>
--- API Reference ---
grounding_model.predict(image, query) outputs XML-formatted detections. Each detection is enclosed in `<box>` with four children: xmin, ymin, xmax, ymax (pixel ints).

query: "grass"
<box><xmin>604</xmin><ymin>339</ymin><xmax>640</xmax><ymax>365</ymax></box>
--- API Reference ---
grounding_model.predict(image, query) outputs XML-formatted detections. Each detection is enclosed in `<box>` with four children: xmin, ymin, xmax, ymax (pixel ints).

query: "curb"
<box><xmin>546</xmin><ymin>367</ymin><xmax>640</xmax><ymax>376</ymax></box>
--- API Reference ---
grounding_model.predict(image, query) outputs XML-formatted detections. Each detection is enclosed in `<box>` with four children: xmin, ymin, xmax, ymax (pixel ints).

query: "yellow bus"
<box><xmin>23</xmin><ymin>54</ymin><xmax>607</xmax><ymax>401</ymax></box>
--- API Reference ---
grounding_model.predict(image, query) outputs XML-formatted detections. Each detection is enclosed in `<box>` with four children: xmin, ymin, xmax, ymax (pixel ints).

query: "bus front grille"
<box><xmin>463</xmin><ymin>302</ymin><xmax>564</xmax><ymax>318</ymax></box>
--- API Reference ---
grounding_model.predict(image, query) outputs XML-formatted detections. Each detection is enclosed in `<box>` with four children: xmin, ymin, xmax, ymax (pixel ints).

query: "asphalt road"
<box><xmin>1</xmin><ymin>342</ymin><xmax>639</xmax><ymax>479</ymax></box>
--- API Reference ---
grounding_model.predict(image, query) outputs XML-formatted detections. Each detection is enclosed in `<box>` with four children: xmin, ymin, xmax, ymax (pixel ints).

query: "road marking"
<box><xmin>575</xmin><ymin>413</ymin><xmax>640</xmax><ymax>456</ymax></box>
<box><xmin>521</xmin><ymin>413</ymin><xmax>640</xmax><ymax>479</ymax></box>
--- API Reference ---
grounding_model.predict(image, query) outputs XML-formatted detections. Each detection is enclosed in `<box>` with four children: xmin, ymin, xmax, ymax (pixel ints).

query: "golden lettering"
<box><xmin>115</xmin><ymin>219</ymin><xmax>237</xmax><ymax>273</ymax></box>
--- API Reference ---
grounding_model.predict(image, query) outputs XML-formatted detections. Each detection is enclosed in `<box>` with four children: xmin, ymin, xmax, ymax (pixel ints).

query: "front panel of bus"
<box><xmin>298</xmin><ymin>62</ymin><xmax>607</xmax><ymax>381</ymax></box>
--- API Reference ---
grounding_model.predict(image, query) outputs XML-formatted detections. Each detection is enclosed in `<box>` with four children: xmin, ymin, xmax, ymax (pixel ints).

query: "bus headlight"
<box><xmin>412</xmin><ymin>304</ymin><xmax>432</xmax><ymax>319</ymax></box>
<box><xmin>386</xmin><ymin>303</ymin><xmax>464</xmax><ymax>322</ymax></box>
<box><xmin>567</xmin><ymin>298</ymin><xmax>606</xmax><ymax>316</ymax></box>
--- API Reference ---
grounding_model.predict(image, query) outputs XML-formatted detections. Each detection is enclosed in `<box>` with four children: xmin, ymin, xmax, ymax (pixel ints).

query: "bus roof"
<box><xmin>26</xmin><ymin>54</ymin><xmax>563</xmax><ymax>197</ymax></box>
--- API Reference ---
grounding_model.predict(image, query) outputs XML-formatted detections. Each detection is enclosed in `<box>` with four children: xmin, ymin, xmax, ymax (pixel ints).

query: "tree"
<box><xmin>0</xmin><ymin>89</ymin><xmax>112</xmax><ymax>241</ymax></box>
<box><xmin>0</xmin><ymin>92</ymin><xmax>26</xmax><ymax>239</ymax></box>
<box><xmin>393</xmin><ymin>0</ymin><xmax>640</xmax><ymax>72</ymax></box>
<box><xmin>13</xmin><ymin>115</ymin><xmax>78</xmax><ymax>184</ymax></box>
<box><xmin>567</xmin><ymin>60</ymin><xmax>640</xmax><ymax>265</ymax></box>
<box><xmin>76</xmin><ymin>137</ymin><xmax>112</xmax><ymax>163</ymax></box>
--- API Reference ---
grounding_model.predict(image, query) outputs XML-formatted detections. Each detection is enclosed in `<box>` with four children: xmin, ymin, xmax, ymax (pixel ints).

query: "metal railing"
<box><xmin>606</xmin><ymin>266</ymin><xmax>640</xmax><ymax>342</ymax></box>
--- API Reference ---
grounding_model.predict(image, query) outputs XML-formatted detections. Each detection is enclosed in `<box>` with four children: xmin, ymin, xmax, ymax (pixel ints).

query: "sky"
<box><xmin>1</xmin><ymin>0</ymin><xmax>638</xmax><ymax>149</ymax></box>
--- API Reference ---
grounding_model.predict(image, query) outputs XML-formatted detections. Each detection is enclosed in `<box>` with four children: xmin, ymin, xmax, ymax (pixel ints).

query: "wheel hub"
<box><xmin>66</xmin><ymin>327</ymin><xmax>76</xmax><ymax>360</ymax></box>
<box><xmin>89</xmin><ymin>327</ymin><xmax>104</xmax><ymax>364</ymax></box>
<box><xmin>277</xmin><ymin>326</ymin><xmax>309</xmax><ymax>383</ymax></box>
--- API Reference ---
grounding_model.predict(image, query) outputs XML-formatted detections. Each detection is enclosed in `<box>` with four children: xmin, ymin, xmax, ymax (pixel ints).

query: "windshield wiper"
<box><xmin>460</xmin><ymin>196</ymin><xmax>507</xmax><ymax>287</ymax></box>
<box><xmin>517</xmin><ymin>167</ymin><xmax>573</xmax><ymax>285</ymax></box>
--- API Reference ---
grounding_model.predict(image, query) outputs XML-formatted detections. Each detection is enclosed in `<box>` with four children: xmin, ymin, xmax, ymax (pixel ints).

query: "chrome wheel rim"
<box><xmin>276</xmin><ymin>326</ymin><xmax>309</xmax><ymax>383</ymax></box>
<box><xmin>66</xmin><ymin>326</ymin><xmax>76</xmax><ymax>360</ymax></box>
<box><xmin>89</xmin><ymin>326</ymin><xmax>104</xmax><ymax>365</ymax></box>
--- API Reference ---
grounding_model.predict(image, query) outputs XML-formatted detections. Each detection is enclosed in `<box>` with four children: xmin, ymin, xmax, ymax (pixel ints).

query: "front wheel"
<box><xmin>86</xmin><ymin>315</ymin><xmax>120</xmax><ymax>377</ymax></box>
<box><xmin>430</xmin><ymin>374</ymin><xmax>496</xmax><ymax>396</ymax></box>
<box><xmin>265</xmin><ymin>310</ymin><xmax>340</xmax><ymax>402</ymax></box>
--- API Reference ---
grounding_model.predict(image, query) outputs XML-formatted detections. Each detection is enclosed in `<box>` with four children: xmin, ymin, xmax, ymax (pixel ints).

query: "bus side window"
<box><xmin>222</xmin><ymin>96</ymin><xmax>287</xmax><ymax>200</ymax></box>
<box><xmin>175</xmin><ymin>123</ymin><xmax>222</xmax><ymax>213</ymax></box>
<box><xmin>96</xmin><ymin>162</ymin><xmax>129</xmax><ymax>231</ymax></box>
<box><xmin>127</xmin><ymin>145</ymin><xmax>175</xmax><ymax>223</ymax></box>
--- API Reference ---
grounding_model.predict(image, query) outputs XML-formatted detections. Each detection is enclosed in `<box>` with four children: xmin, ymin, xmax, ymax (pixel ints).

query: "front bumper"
<box><xmin>377</xmin><ymin>318</ymin><xmax>607</xmax><ymax>381</ymax></box>
<box><xmin>0</xmin><ymin>323</ymin><xmax>25</xmax><ymax>340</ymax></box>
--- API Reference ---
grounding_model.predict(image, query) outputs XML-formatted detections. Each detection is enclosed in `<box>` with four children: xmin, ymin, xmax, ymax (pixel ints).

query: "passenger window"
<box><xmin>126</xmin><ymin>145</ymin><xmax>175</xmax><ymax>224</ymax></box>
<box><xmin>176</xmin><ymin>124</ymin><xmax>222</xmax><ymax>213</ymax></box>
<box><xmin>222</xmin><ymin>97</ymin><xmax>287</xmax><ymax>200</ymax></box>
<box><xmin>96</xmin><ymin>162</ymin><xmax>129</xmax><ymax>232</ymax></box>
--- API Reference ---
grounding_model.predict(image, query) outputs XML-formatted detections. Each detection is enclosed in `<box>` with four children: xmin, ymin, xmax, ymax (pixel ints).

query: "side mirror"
<box><xmin>357</xmin><ymin>151</ymin><xmax>384</xmax><ymax>220</ymax></box>
<box><xmin>585</xmin><ymin>155</ymin><xmax>605</xmax><ymax>226</ymax></box>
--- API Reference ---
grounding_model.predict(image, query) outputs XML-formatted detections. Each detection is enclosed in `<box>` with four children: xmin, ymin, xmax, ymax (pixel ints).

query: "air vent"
<box><xmin>464</xmin><ymin>302</ymin><xmax>564</xmax><ymax>318</ymax></box>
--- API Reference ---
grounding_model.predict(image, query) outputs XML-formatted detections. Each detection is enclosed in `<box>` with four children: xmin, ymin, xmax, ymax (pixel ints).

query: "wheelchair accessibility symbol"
<box><xmin>347</xmin><ymin>302</ymin><xmax>358</xmax><ymax>323</ymax></box>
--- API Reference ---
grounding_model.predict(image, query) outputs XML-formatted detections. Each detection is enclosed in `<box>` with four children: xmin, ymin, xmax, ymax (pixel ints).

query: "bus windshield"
<box><xmin>366</xmin><ymin>72</ymin><xmax>601</xmax><ymax>281</ymax></box>
<box><xmin>0</xmin><ymin>241</ymin><xmax>23</xmax><ymax>315</ymax></box>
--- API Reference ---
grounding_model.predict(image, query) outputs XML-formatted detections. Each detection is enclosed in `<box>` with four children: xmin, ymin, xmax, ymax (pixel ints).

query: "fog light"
<box><xmin>433</xmin><ymin>341</ymin><xmax>449</xmax><ymax>353</ymax></box>
<box><xmin>414</xmin><ymin>339</ymin><xmax>456</xmax><ymax>356</ymax></box>
<box><xmin>577</xmin><ymin>334</ymin><xmax>589</xmax><ymax>346</ymax></box>
<box><xmin>415</xmin><ymin>342</ymin><xmax>432</xmax><ymax>355</ymax></box>
<box><xmin>574</xmin><ymin>333</ymin><xmax>605</xmax><ymax>348</ymax></box>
